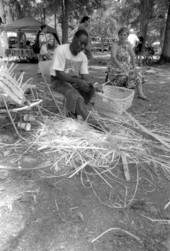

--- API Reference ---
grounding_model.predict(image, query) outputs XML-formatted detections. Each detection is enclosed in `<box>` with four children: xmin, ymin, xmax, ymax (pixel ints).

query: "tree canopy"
<box><xmin>1</xmin><ymin>0</ymin><xmax>170</xmax><ymax>60</ymax></box>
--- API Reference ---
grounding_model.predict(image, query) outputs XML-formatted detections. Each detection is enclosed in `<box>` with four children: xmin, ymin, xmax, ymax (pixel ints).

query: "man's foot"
<box><xmin>138</xmin><ymin>95</ymin><xmax>148</xmax><ymax>101</ymax></box>
<box><xmin>66</xmin><ymin>111</ymin><xmax>77</xmax><ymax>119</ymax></box>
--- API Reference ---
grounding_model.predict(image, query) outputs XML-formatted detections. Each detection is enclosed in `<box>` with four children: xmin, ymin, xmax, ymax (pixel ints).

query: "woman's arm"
<box><xmin>110</xmin><ymin>42</ymin><xmax>125</xmax><ymax>71</ymax></box>
<box><xmin>128</xmin><ymin>42</ymin><xmax>136</xmax><ymax>69</ymax></box>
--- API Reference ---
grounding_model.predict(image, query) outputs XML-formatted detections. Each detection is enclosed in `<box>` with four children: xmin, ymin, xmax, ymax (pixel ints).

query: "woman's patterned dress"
<box><xmin>107</xmin><ymin>42</ymin><xmax>144</xmax><ymax>89</ymax></box>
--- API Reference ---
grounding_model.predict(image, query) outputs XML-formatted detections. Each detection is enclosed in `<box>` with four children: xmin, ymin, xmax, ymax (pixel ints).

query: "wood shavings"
<box><xmin>91</xmin><ymin>227</ymin><xmax>142</xmax><ymax>243</ymax></box>
<box><xmin>164</xmin><ymin>201</ymin><xmax>170</xmax><ymax>210</ymax></box>
<box><xmin>141</xmin><ymin>214</ymin><xmax>170</xmax><ymax>224</ymax></box>
<box><xmin>6</xmin><ymin>111</ymin><xmax>170</xmax><ymax>209</ymax></box>
<box><xmin>121</xmin><ymin>152</ymin><xmax>130</xmax><ymax>181</ymax></box>
<box><xmin>125</xmin><ymin>111</ymin><xmax>170</xmax><ymax>149</ymax></box>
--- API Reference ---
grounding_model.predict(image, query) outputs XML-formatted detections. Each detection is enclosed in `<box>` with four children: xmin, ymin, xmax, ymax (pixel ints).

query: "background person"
<box><xmin>78</xmin><ymin>16</ymin><xmax>93</xmax><ymax>60</ymax></box>
<box><xmin>26</xmin><ymin>40</ymin><xmax>31</xmax><ymax>49</ymax></box>
<box><xmin>37</xmin><ymin>25</ymin><xmax>51</xmax><ymax>74</ymax></box>
<box><xmin>135</xmin><ymin>36</ymin><xmax>144</xmax><ymax>53</ymax></box>
<box><xmin>0</xmin><ymin>16</ymin><xmax>4</xmax><ymax>26</ymax></box>
<box><xmin>50</xmin><ymin>29</ymin><xmax>102</xmax><ymax>130</ymax></box>
<box><xmin>107</xmin><ymin>27</ymin><xmax>147</xmax><ymax>100</ymax></box>
<box><xmin>17</xmin><ymin>29</ymin><xmax>27</xmax><ymax>48</ymax></box>
<box><xmin>38</xmin><ymin>25</ymin><xmax>51</xmax><ymax>61</ymax></box>
<box><xmin>135</xmin><ymin>36</ymin><xmax>144</xmax><ymax>65</ymax></box>
<box><xmin>128</xmin><ymin>28</ymin><xmax>139</xmax><ymax>50</ymax></box>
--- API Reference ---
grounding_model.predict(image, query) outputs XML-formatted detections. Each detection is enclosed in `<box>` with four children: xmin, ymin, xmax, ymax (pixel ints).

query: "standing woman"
<box><xmin>107</xmin><ymin>27</ymin><xmax>147</xmax><ymax>100</ymax></box>
<box><xmin>39</xmin><ymin>25</ymin><xmax>51</xmax><ymax>59</ymax></box>
<box><xmin>37</xmin><ymin>25</ymin><xmax>51</xmax><ymax>74</ymax></box>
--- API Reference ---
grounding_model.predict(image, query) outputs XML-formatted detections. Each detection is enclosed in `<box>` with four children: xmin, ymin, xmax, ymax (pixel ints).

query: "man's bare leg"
<box><xmin>75</xmin><ymin>98</ymin><xmax>103</xmax><ymax>130</ymax></box>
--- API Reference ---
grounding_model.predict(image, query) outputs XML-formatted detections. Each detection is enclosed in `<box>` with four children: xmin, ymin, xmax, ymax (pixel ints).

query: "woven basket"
<box><xmin>94</xmin><ymin>85</ymin><xmax>135</xmax><ymax>116</ymax></box>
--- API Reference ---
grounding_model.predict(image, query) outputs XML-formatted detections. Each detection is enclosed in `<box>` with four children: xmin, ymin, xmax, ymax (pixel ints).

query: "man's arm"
<box><xmin>81</xmin><ymin>74</ymin><xmax>93</xmax><ymax>86</ymax></box>
<box><xmin>55</xmin><ymin>70</ymin><xmax>79</xmax><ymax>84</ymax></box>
<box><xmin>81</xmin><ymin>73</ymin><xmax>90</xmax><ymax>81</ymax></box>
<box><xmin>81</xmin><ymin>73</ymin><xmax>103</xmax><ymax>92</ymax></box>
<box><xmin>56</xmin><ymin>71</ymin><xmax>90</xmax><ymax>92</ymax></box>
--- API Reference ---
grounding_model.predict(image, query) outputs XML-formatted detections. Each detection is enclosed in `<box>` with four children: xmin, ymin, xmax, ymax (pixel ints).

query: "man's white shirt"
<box><xmin>128</xmin><ymin>34</ymin><xmax>139</xmax><ymax>48</ymax></box>
<box><xmin>50</xmin><ymin>44</ymin><xmax>88</xmax><ymax>77</ymax></box>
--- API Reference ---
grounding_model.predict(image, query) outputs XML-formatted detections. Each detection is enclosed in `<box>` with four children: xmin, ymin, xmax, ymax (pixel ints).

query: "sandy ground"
<box><xmin>0</xmin><ymin>54</ymin><xmax>170</xmax><ymax>251</ymax></box>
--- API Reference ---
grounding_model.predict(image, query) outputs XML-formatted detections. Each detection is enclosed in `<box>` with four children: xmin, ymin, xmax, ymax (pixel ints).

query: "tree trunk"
<box><xmin>159</xmin><ymin>26</ymin><xmax>165</xmax><ymax>54</ymax></box>
<box><xmin>43</xmin><ymin>8</ymin><xmax>46</xmax><ymax>24</ymax></box>
<box><xmin>160</xmin><ymin>4</ymin><xmax>170</xmax><ymax>62</ymax></box>
<box><xmin>5</xmin><ymin>5</ymin><xmax>13</xmax><ymax>23</ymax></box>
<box><xmin>0</xmin><ymin>0</ymin><xmax>5</xmax><ymax>24</ymax></box>
<box><xmin>54</xmin><ymin>13</ymin><xmax>57</xmax><ymax>30</ymax></box>
<box><xmin>54</xmin><ymin>13</ymin><xmax>57</xmax><ymax>47</ymax></box>
<box><xmin>62</xmin><ymin>0</ymin><xmax>69</xmax><ymax>44</ymax></box>
<box><xmin>9</xmin><ymin>0</ymin><xmax>24</xmax><ymax>19</ymax></box>
<box><xmin>139</xmin><ymin>0</ymin><xmax>151</xmax><ymax>48</ymax></box>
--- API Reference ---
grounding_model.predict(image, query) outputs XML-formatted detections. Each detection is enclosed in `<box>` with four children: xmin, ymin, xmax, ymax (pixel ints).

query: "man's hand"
<box><xmin>73</xmin><ymin>79</ymin><xmax>90</xmax><ymax>92</ymax></box>
<box><xmin>94</xmin><ymin>82</ymin><xmax>103</xmax><ymax>93</ymax></box>
<box><xmin>86</xmin><ymin>81</ymin><xmax>93</xmax><ymax>87</ymax></box>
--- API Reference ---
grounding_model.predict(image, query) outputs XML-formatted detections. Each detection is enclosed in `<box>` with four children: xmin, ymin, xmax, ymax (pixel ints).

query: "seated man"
<box><xmin>50</xmin><ymin>29</ymin><xmax>101</xmax><ymax>129</ymax></box>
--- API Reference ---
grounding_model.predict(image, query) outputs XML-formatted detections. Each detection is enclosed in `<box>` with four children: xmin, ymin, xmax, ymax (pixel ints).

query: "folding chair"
<box><xmin>0</xmin><ymin>62</ymin><xmax>42</xmax><ymax>140</ymax></box>
<box><xmin>38</xmin><ymin>60</ymin><xmax>65</xmax><ymax>115</ymax></box>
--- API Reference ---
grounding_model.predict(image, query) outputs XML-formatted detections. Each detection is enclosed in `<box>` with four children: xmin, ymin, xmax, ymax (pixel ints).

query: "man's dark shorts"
<box><xmin>51</xmin><ymin>76</ymin><xmax>94</xmax><ymax>113</ymax></box>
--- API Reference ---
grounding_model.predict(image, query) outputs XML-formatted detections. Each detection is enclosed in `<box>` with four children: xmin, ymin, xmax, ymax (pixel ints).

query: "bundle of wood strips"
<box><xmin>31</xmin><ymin>113</ymin><xmax>170</xmax><ymax>179</ymax></box>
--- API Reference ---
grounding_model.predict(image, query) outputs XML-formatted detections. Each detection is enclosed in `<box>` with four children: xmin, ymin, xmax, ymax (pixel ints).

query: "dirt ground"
<box><xmin>0</xmin><ymin>53</ymin><xmax>170</xmax><ymax>251</ymax></box>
